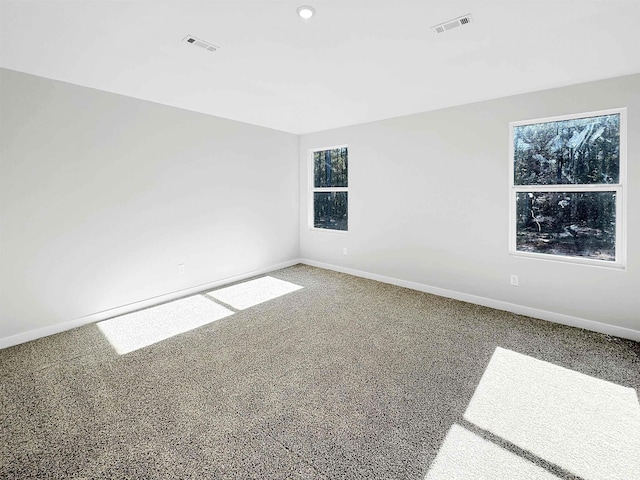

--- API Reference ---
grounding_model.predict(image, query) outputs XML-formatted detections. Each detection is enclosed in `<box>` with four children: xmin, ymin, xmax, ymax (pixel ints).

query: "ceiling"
<box><xmin>1</xmin><ymin>0</ymin><xmax>639</xmax><ymax>134</ymax></box>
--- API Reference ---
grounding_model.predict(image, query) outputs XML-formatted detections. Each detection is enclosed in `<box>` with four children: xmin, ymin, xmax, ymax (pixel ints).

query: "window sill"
<box><xmin>510</xmin><ymin>251</ymin><xmax>626</xmax><ymax>270</ymax></box>
<box><xmin>309</xmin><ymin>227</ymin><xmax>349</xmax><ymax>236</ymax></box>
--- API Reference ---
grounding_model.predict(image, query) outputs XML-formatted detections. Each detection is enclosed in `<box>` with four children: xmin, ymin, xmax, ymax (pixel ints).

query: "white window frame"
<box><xmin>509</xmin><ymin>108</ymin><xmax>626</xmax><ymax>269</ymax></box>
<box><xmin>308</xmin><ymin>145</ymin><xmax>349</xmax><ymax>234</ymax></box>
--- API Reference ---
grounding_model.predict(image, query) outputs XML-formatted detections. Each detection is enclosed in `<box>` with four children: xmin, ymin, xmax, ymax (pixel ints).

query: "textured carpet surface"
<box><xmin>1</xmin><ymin>264</ymin><xmax>639</xmax><ymax>479</ymax></box>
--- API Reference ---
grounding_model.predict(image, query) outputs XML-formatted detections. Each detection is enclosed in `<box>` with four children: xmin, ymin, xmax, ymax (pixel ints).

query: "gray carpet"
<box><xmin>1</xmin><ymin>264</ymin><xmax>639</xmax><ymax>479</ymax></box>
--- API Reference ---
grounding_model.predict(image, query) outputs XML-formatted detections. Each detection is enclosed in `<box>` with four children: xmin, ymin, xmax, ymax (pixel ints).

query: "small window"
<box><xmin>311</xmin><ymin>147</ymin><xmax>348</xmax><ymax>231</ymax></box>
<box><xmin>509</xmin><ymin>109</ymin><xmax>626</xmax><ymax>267</ymax></box>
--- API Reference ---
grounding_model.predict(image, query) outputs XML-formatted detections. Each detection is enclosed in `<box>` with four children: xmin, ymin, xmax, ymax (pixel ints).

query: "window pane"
<box><xmin>314</xmin><ymin>192</ymin><xmax>348</xmax><ymax>231</ymax></box>
<box><xmin>513</xmin><ymin>114</ymin><xmax>620</xmax><ymax>186</ymax></box>
<box><xmin>314</xmin><ymin>148</ymin><xmax>348</xmax><ymax>188</ymax></box>
<box><xmin>515</xmin><ymin>191</ymin><xmax>616</xmax><ymax>261</ymax></box>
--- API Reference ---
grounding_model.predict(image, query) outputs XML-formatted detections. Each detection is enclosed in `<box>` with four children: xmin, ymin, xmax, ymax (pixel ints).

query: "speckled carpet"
<box><xmin>1</xmin><ymin>264</ymin><xmax>639</xmax><ymax>479</ymax></box>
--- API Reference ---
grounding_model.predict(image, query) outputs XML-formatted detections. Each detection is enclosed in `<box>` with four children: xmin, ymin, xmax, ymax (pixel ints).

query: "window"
<box><xmin>509</xmin><ymin>109</ymin><xmax>626</xmax><ymax>267</ymax></box>
<box><xmin>311</xmin><ymin>146</ymin><xmax>348</xmax><ymax>231</ymax></box>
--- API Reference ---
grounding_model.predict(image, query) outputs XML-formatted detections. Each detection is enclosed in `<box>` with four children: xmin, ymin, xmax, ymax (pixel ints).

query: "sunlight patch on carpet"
<box><xmin>97</xmin><ymin>295</ymin><xmax>234</xmax><ymax>354</ymax></box>
<box><xmin>463</xmin><ymin>347</ymin><xmax>640</xmax><ymax>480</ymax></box>
<box><xmin>424</xmin><ymin>424</ymin><xmax>560</xmax><ymax>480</ymax></box>
<box><xmin>207</xmin><ymin>276</ymin><xmax>303</xmax><ymax>310</ymax></box>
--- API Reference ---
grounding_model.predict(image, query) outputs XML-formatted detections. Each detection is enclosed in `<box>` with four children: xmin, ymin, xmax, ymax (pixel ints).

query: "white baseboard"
<box><xmin>4</xmin><ymin>258</ymin><xmax>638</xmax><ymax>349</ymax></box>
<box><xmin>0</xmin><ymin>259</ymin><xmax>300</xmax><ymax>350</ymax></box>
<box><xmin>300</xmin><ymin>259</ymin><xmax>640</xmax><ymax>342</ymax></box>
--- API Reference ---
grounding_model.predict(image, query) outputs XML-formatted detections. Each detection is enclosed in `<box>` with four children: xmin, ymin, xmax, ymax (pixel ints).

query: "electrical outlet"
<box><xmin>510</xmin><ymin>274</ymin><xmax>519</xmax><ymax>286</ymax></box>
<box><xmin>343</xmin><ymin>247</ymin><xmax>348</xmax><ymax>256</ymax></box>
<box><xmin>178</xmin><ymin>264</ymin><xmax>186</xmax><ymax>275</ymax></box>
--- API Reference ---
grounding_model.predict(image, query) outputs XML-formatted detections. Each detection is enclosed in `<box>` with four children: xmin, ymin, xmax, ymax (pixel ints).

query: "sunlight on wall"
<box><xmin>207</xmin><ymin>276</ymin><xmax>303</xmax><ymax>310</ymax></box>
<box><xmin>424</xmin><ymin>424</ymin><xmax>560</xmax><ymax>480</ymax></box>
<box><xmin>97</xmin><ymin>295</ymin><xmax>234</xmax><ymax>354</ymax></box>
<box><xmin>462</xmin><ymin>347</ymin><xmax>640</xmax><ymax>480</ymax></box>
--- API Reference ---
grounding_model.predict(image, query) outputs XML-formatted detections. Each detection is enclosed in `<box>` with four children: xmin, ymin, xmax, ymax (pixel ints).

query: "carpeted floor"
<box><xmin>1</xmin><ymin>264</ymin><xmax>639</xmax><ymax>479</ymax></box>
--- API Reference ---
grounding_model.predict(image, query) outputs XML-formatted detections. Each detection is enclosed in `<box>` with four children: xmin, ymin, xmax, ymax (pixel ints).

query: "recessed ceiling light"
<box><xmin>296</xmin><ymin>5</ymin><xmax>316</xmax><ymax>20</ymax></box>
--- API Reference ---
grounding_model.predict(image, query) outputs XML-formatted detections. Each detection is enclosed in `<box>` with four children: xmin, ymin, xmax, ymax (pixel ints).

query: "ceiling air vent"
<box><xmin>432</xmin><ymin>14</ymin><xmax>473</xmax><ymax>34</ymax></box>
<box><xmin>183</xmin><ymin>35</ymin><xmax>219</xmax><ymax>52</ymax></box>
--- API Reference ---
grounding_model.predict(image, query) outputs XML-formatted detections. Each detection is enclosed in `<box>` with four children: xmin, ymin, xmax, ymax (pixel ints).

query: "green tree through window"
<box><xmin>312</xmin><ymin>147</ymin><xmax>348</xmax><ymax>231</ymax></box>
<box><xmin>510</xmin><ymin>110</ymin><xmax>625</xmax><ymax>266</ymax></box>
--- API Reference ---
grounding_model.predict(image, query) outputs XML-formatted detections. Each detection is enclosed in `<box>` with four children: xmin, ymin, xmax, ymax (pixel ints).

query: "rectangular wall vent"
<box><xmin>183</xmin><ymin>35</ymin><xmax>219</xmax><ymax>52</ymax></box>
<box><xmin>432</xmin><ymin>14</ymin><xmax>473</xmax><ymax>34</ymax></box>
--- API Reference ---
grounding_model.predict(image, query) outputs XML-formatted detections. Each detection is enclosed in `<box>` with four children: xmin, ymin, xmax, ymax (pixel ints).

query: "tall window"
<box><xmin>509</xmin><ymin>109</ymin><xmax>626</xmax><ymax>267</ymax></box>
<box><xmin>311</xmin><ymin>146</ymin><xmax>348</xmax><ymax>231</ymax></box>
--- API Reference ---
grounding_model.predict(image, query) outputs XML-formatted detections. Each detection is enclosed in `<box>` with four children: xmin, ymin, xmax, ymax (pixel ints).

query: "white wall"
<box><xmin>2</xmin><ymin>69</ymin><xmax>639</xmax><ymax>346</ymax></box>
<box><xmin>300</xmin><ymin>74</ymin><xmax>640</xmax><ymax>339</ymax></box>
<box><xmin>0</xmin><ymin>68</ymin><xmax>299</xmax><ymax>343</ymax></box>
